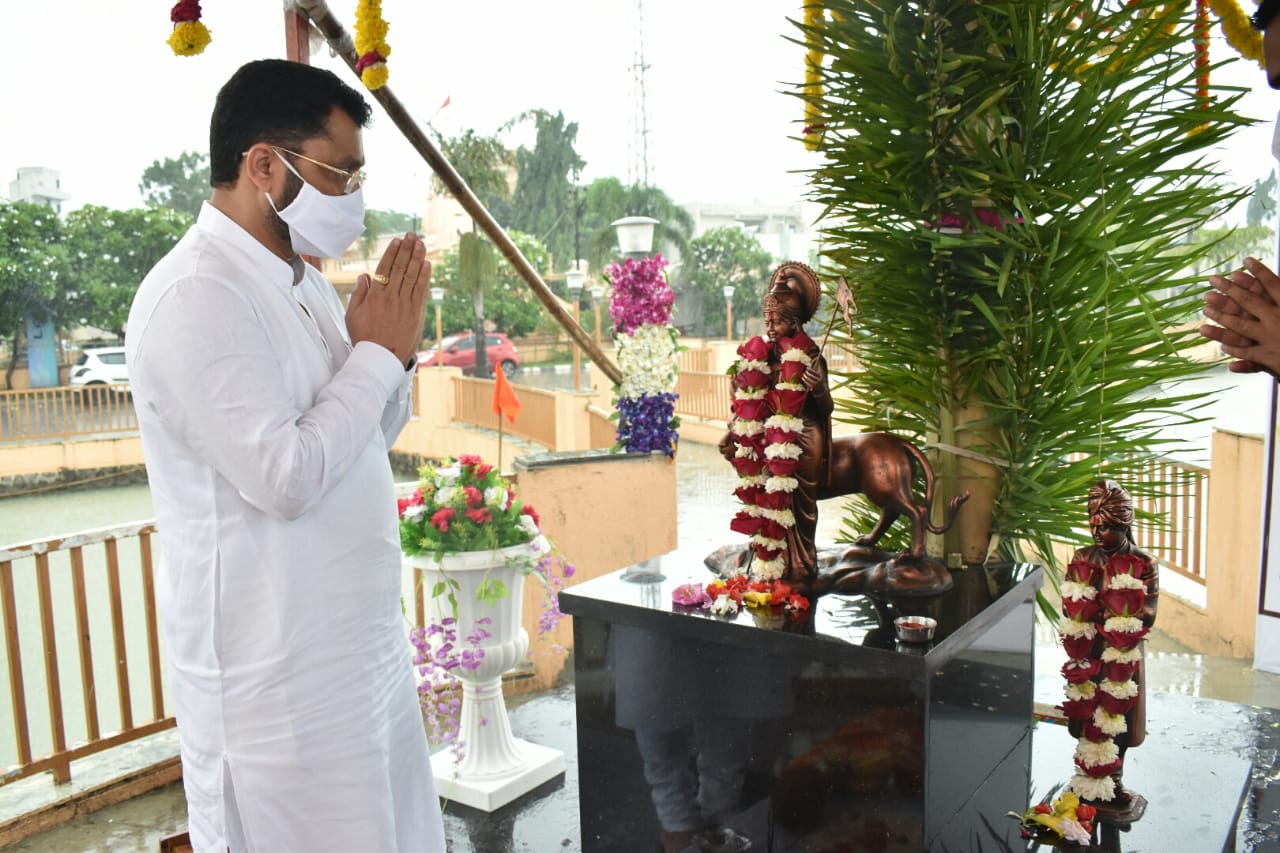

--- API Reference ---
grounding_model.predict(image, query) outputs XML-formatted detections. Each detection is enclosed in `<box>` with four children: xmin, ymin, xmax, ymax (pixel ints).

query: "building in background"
<box><xmin>682</xmin><ymin>200</ymin><xmax>817</xmax><ymax>262</ymax></box>
<box><xmin>9</xmin><ymin>167</ymin><xmax>71</xmax><ymax>213</ymax></box>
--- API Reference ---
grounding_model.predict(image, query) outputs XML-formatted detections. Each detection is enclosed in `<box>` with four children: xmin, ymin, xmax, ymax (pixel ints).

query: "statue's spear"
<box><xmin>819</xmin><ymin>276</ymin><xmax>856</xmax><ymax>352</ymax></box>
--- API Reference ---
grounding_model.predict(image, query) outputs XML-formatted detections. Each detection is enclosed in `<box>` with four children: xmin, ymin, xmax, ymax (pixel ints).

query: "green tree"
<box><xmin>139</xmin><ymin>151</ymin><xmax>210</xmax><ymax>218</ymax></box>
<box><xmin>805</xmin><ymin>1</ymin><xmax>1250</xmax><ymax>593</ymax></box>
<box><xmin>0</xmin><ymin>202</ymin><xmax>69</xmax><ymax>387</ymax></box>
<box><xmin>686</xmin><ymin>227</ymin><xmax>775</xmax><ymax>337</ymax></box>
<box><xmin>433</xmin><ymin>129</ymin><xmax>515</xmax><ymax>378</ymax></box>
<box><xmin>431</xmin><ymin>230</ymin><xmax>549</xmax><ymax>340</ymax></box>
<box><xmin>63</xmin><ymin>205</ymin><xmax>191</xmax><ymax>338</ymax></box>
<box><xmin>506</xmin><ymin>110</ymin><xmax>586</xmax><ymax>270</ymax></box>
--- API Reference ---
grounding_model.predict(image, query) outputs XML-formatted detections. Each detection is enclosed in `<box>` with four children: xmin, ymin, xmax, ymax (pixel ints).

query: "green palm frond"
<box><xmin>800</xmin><ymin>0</ymin><xmax>1254</xmax><ymax>578</ymax></box>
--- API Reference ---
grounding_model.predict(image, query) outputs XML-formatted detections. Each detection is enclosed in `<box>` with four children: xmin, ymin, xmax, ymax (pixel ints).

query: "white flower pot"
<box><xmin>408</xmin><ymin>544</ymin><xmax>564</xmax><ymax>811</ymax></box>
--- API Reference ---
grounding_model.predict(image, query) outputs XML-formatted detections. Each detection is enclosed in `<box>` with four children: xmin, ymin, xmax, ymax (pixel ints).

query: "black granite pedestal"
<box><xmin>560</xmin><ymin>555</ymin><xmax>1042</xmax><ymax>852</ymax></box>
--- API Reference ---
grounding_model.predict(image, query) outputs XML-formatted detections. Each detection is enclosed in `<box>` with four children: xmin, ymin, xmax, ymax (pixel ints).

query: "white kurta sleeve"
<box><xmin>132</xmin><ymin>276</ymin><xmax>407</xmax><ymax>521</ymax></box>
<box><xmin>379</xmin><ymin>365</ymin><xmax>415</xmax><ymax>447</ymax></box>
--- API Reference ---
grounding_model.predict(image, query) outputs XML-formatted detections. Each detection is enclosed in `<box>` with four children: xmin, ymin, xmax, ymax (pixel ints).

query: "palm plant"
<box><xmin>800</xmin><ymin>1</ymin><xmax>1254</xmax><ymax>593</ymax></box>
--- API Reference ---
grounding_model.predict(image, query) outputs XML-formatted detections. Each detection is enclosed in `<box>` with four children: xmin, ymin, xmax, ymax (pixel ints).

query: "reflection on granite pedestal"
<box><xmin>561</xmin><ymin>556</ymin><xmax>1042</xmax><ymax>852</ymax></box>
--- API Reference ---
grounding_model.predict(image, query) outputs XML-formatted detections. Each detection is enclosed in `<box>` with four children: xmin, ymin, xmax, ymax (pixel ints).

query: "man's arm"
<box><xmin>133</xmin><ymin>277</ymin><xmax>409</xmax><ymax>521</ymax></box>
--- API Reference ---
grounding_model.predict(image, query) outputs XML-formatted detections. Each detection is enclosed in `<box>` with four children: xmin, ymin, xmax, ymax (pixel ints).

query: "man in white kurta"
<box><xmin>126</xmin><ymin>59</ymin><xmax>443</xmax><ymax>852</ymax></box>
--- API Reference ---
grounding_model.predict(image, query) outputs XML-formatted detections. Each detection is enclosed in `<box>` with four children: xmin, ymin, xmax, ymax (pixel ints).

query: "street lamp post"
<box><xmin>722</xmin><ymin>285</ymin><xmax>735</xmax><ymax>342</ymax></box>
<box><xmin>566</xmin><ymin>268</ymin><xmax>586</xmax><ymax>391</ymax></box>
<box><xmin>611</xmin><ymin>216</ymin><xmax>659</xmax><ymax>258</ymax></box>
<box><xmin>590</xmin><ymin>283</ymin><xmax>605</xmax><ymax>350</ymax></box>
<box><xmin>430</xmin><ymin>286</ymin><xmax>445</xmax><ymax>367</ymax></box>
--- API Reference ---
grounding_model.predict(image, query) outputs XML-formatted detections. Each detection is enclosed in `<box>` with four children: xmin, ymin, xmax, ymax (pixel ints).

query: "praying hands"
<box><xmin>1200</xmin><ymin>256</ymin><xmax>1280</xmax><ymax>380</ymax></box>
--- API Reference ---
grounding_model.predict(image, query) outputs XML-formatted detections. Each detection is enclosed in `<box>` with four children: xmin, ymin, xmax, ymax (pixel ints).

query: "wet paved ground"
<box><xmin>9</xmin><ymin>440</ymin><xmax>1280</xmax><ymax>851</ymax></box>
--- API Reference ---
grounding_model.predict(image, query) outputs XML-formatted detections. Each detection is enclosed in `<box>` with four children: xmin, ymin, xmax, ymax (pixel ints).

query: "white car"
<box><xmin>69</xmin><ymin>346</ymin><xmax>129</xmax><ymax>388</ymax></box>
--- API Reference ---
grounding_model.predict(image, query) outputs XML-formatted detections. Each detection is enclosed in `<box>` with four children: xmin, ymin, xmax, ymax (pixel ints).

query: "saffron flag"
<box><xmin>493</xmin><ymin>363</ymin><xmax>521</xmax><ymax>424</ymax></box>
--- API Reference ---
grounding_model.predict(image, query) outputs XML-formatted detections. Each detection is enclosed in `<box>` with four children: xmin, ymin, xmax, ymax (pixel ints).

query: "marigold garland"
<box><xmin>1195</xmin><ymin>0</ymin><xmax>1212</xmax><ymax>108</ymax></box>
<box><xmin>802</xmin><ymin>2</ymin><xmax>825</xmax><ymax>151</ymax></box>
<box><xmin>354</xmin><ymin>0</ymin><xmax>392</xmax><ymax>90</ymax></box>
<box><xmin>168</xmin><ymin>0</ymin><xmax>211</xmax><ymax>57</ymax></box>
<box><xmin>1208</xmin><ymin>0</ymin><xmax>1265</xmax><ymax>65</ymax></box>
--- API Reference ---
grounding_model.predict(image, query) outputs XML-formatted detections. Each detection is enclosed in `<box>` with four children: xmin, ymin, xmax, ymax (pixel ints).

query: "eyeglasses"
<box><xmin>270</xmin><ymin>145</ymin><xmax>366</xmax><ymax>194</ymax></box>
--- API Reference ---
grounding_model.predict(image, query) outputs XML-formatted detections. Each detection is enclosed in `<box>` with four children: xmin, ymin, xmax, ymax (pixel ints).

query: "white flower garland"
<box><xmin>1069</xmin><ymin>774</ymin><xmax>1116</xmax><ymax>803</ymax></box>
<box><xmin>1100</xmin><ymin>646</ymin><xmax>1141</xmax><ymax>664</ymax></box>
<box><xmin>616</xmin><ymin>324</ymin><xmax>680</xmax><ymax>399</ymax></box>
<box><xmin>1064</xmin><ymin>681</ymin><xmax>1096</xmax><ymax>701</ymax></box>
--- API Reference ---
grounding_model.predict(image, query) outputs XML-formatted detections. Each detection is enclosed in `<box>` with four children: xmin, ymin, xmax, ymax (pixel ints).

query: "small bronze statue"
<box><xmin>712</xmin><ymin>262</ymin><xmax>966</xmax><ymax>600</ymax></box>
<box><xmin>1062</xmin><ymin>480</ymin><xmax>1159</xmax><ymax>821</ymax></box>
<box><xmin>718</xmin><ymin>261</ymin><xmax>833</xmax><ymax>584</ymax></box>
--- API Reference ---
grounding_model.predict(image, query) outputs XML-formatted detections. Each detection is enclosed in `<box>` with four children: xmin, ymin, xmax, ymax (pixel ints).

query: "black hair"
<box><xmin>209</xmin><ymin>59</ymin><xmax>372</xmax><ymax>188</ymax></box>
<box><xmin>1253</xmin><ymin>0</ymin><xmax>1280</xmax><ymax>30</ymax></box>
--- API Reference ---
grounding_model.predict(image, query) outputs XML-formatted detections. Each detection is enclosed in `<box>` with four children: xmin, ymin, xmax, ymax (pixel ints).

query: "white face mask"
<box><xmin>267</xmin><ymin>152</ymin><xmax>366</xmax><ymax>259</ymax></box>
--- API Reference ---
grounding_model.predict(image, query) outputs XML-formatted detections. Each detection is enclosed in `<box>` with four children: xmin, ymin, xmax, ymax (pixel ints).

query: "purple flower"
<box><xmin>616</xmin><ymin>393</ymin><xmax>679</xmax><ymax>455</ymax></box>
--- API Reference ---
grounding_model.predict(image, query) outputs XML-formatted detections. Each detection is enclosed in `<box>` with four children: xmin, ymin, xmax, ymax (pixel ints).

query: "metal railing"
<box><xmin>0</xmin><ymin>522</ymin><xmax>173</xmax><ymax>787</ymax></box>
<box><xmin>0</xmin><ymin>386</ymin><xmax>137</xmax><ymax>441</ymax></box>
<box><xmin>452</xmin><ymin>376</ymin><xmax>558</xmax><ymax>450</ymax></box>
<box><xmin>677</xmin><ymin>348</ymin><xmax>714</xmax><ymax>373</ymax></box>
<box><xmin>674</xmin><ymin>371</ymin><xmax>732</xmax><ymax>422</ymax></box>
<box><xmin>1130</xmin><ymin>458</ymin><xmax>1208</xmax><ymax>584</ymax></box>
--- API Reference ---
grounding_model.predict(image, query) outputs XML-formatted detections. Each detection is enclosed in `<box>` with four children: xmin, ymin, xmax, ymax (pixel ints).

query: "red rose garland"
<box><xmin>727</xmin><ymin>333</ymin><xmax>814</xmax><ymax>582</ymax></box>
<box><xmin>1060</xmin><ymin>553</ymin><xmax>1151</xmax><ymax>802</ymax></box>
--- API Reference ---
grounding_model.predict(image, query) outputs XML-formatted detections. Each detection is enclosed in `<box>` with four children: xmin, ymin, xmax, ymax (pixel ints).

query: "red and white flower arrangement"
<box><xmin>398</xmin><ymin>455</ymin><xmax>575</xmax><ymax>762</ymax></box>
<box><xmin>1059</xmin><ymin>552</ymin><xmax>1151</xmax><ymax>803</ymax></box>
<box><xmin>726</xmin><ymin>332</ymin><xmax>813</xmax><ymax>581</ymax></box>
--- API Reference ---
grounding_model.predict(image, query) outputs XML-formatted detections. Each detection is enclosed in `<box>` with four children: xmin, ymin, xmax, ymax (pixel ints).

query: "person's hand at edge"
<box><xmin>1200</xmin><ymin>256</ymin><xmax>1280</xmax><ymax>380</ymax></box>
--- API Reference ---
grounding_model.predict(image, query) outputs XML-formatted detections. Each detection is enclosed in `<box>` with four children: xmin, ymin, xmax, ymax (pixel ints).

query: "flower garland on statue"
<box><xmin>726</xmin><ymin>332</ymin><xmax>813</xmax><ymax>582</ymax></box>
<box><xmin>1058</xmin><ymin>553</ymin><xmax>1150</xmax><ymax>803</ymax></box>
<box><xmin>167</xmin><ymin>0</ymin><xmax>212</xmax><ymax>56</ymax></box>
<box><xmin>607</xmin><ymin>254</ymin><xmax>681</xmax><ymax>456</ymax></box>
<box><xmin>354</xmin><ymin>0</ymin><xmax>392</xmax><ymax>90</ymax></box>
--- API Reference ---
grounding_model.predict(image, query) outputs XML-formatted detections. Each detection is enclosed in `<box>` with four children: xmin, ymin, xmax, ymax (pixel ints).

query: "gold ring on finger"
<box><xmin>372</xmin><ymin>273</ymin><xmax>390</xmax><ymax>285</ymax></box>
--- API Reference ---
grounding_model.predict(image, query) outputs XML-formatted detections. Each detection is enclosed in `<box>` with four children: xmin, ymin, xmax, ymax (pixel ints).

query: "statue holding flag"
<box><xmin>709</xmin><ymin>263</ymin><xmax>961</xmax><ymax>602</ymax></box>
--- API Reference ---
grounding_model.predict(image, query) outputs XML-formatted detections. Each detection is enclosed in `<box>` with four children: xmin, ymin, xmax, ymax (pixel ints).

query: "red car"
<box><xmin>418</xmin><ymin>333</ymin><xmax>520</xmax><ymax>376</ymax></box>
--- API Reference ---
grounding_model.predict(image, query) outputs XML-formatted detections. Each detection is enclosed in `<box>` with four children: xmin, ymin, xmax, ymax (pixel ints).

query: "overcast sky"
<box><xmin>3</xmin><ymin>2</ymin><xmax>1278</xmax><ymax>226</ymax></box>
<box><xmin>3</xmin><ymin>1</ymin><xmax>818</xmax><ymax>216</ymax></box>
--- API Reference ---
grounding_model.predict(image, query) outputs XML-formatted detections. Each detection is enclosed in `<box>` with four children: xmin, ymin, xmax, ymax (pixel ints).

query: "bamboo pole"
<box><xmin>292</xmin><ymin>0</ymin><xmax>622</xmax><ymax>386</ymax></box>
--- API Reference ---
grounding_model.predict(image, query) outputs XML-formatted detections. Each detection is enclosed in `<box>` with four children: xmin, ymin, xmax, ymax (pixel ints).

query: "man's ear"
<box><xmin>241</xmin><ymin>144</ymin><xmax>277</xmax><ymax>192</ymax></box>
